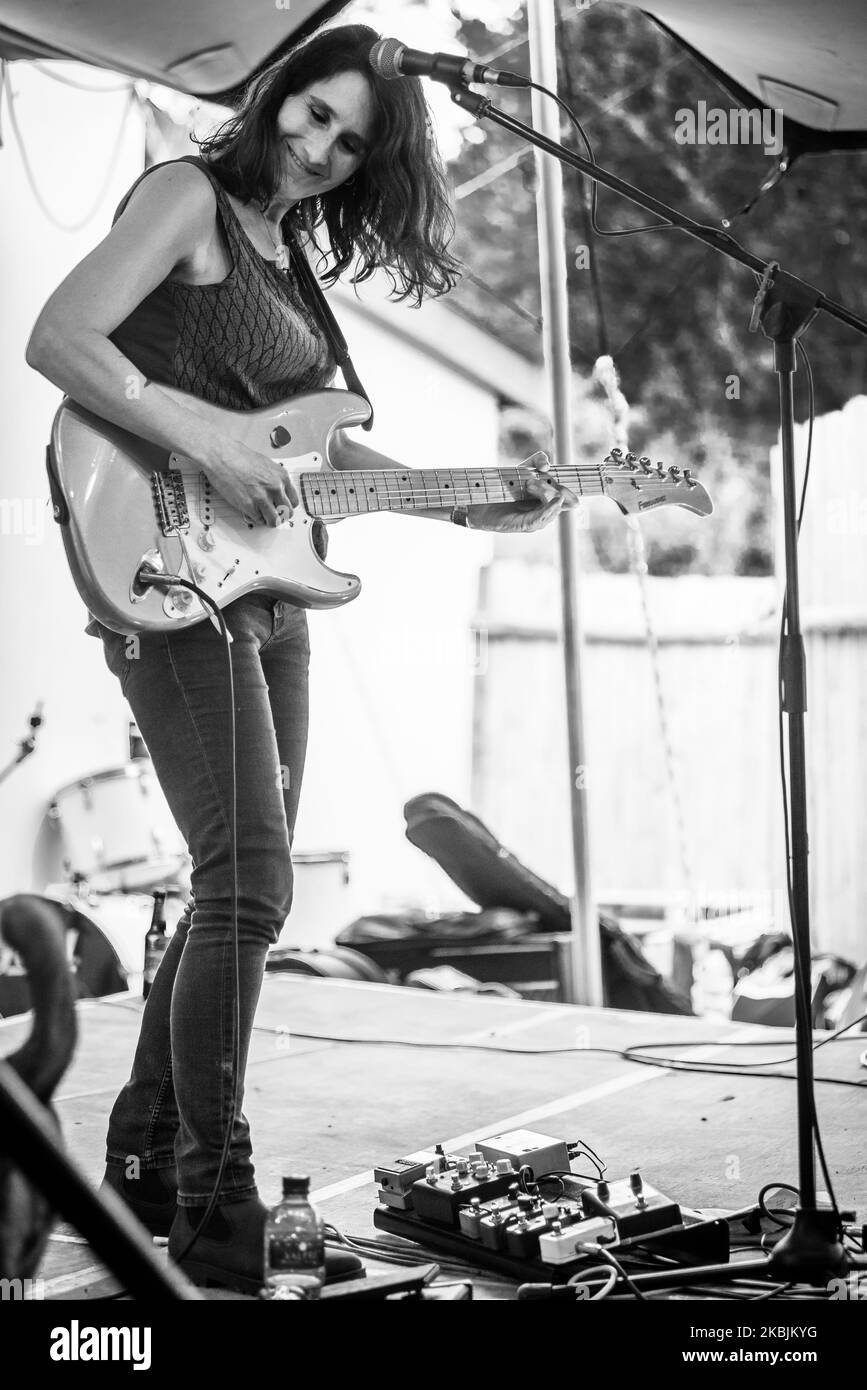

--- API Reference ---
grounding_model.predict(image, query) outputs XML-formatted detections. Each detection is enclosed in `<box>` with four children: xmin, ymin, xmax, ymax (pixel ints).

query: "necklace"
<box><xmin>260</xmin><ymin>208</ymin><xmax>291</xmax><ymax>272</ymax></box>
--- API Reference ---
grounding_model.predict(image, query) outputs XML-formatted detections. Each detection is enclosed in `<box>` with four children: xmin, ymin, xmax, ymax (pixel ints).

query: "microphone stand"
<box><xmin>450</xmin><ymin>80</ymin><xmax>866</xmax><ymax>1288</ymax></box>
<box><xmin>0</xmin><ymin>705</ymin><xmax>44</xmax><ymax>787</ymax></box>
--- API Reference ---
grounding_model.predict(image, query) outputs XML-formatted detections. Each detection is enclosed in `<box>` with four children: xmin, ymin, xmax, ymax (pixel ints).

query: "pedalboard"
<box><xmin>372</xmin><ymin>1130</ymin><xmax>729</xmax><ymax>1283</ymax></box>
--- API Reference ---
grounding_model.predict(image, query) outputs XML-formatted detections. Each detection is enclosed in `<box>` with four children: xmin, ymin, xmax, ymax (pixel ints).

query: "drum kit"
<box><xmin>2</xmin><ymin>765</ymin><xmax>362</xmax><ymax>1022</ymax></box>
<box><xmin>13</xmin><ymin>760</ymin><xmax>192</xmax><ymax>1009</ymax></box>
<box><xmin>0</xmin><ymin>709</ymin><xmax>359</xmax><ymax>1016</ymax></box>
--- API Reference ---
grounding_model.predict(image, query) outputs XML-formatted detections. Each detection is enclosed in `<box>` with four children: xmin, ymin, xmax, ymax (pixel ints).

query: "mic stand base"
<box><xmin>768</xmin><ymin>1208</ymin><xmax>847</xmax><ymax>1281</ymax></box>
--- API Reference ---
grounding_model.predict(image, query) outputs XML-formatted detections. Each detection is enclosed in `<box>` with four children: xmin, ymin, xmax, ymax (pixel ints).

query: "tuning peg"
<box><xmin>668</xmin><ymin>466</ymin><xmax>682</xmax><ymax>482</ymax></box>
<box><xmin>683</xmin><ymin>468</ymin><xmax>698</xmax><ymax>489</ymax></box>
<box><xmin>655</xmin><ymin>461</ymin><xmax>666</xmax><ymax>478</ymax></box>
<box><xmin>639</xmin><ymin>457</ymin><xmax>652</xmax><ymax>474</ymax></box>
<box><xmin>609</xmin><ymin>447</ymin><xmax>623</xmax><ymax>458</ymax></box>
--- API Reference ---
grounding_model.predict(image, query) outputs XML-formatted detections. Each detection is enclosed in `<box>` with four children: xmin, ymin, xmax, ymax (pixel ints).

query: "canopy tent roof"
<box><xmin>0</xmin><ymin>0</ymin><xmax>864</xmax><ymax>148</ymax></box>
<box><xmin>0</xmin><ymin>0</ymin><xmax>347</xmax><ymax>99</ymax></box>
<box><xmin>623</xmin><ymin>0</ymin><xmax>867</xmax><ymax>151</ymax></box>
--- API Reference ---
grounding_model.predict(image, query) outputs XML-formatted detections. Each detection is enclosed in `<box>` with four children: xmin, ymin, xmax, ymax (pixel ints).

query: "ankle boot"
<box><xmin>168</xmin><ymin>1196</ymin><xmax>363</xmax><ymax>1295</ymax></box>
<box><xmin>101</xmin><ymin>1165</ymin><xmax>178</xmax><ymax>1237</ymax></box>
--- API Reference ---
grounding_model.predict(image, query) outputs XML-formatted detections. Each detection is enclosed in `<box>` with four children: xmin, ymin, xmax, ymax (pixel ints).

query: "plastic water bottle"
<box><xmin>264</xmin><ymin>1176</ymin><xmax>326</xmax><ymax>1300</ymax></box>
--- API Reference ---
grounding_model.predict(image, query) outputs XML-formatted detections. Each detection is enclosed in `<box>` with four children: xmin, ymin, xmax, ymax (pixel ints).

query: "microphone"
<box><xmin>369</xmin><ymin>37</ymin><xmax>530</xmax><ymax>89</ymax></box>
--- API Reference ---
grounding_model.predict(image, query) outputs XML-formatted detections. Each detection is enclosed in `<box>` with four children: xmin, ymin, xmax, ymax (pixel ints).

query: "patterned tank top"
<box><xmin>84</xmin><ymin>154</ymin><xmax>335</xmax><ymax>636</ymax></box>
<box><xmin>109</xmin><ymin>154</ymin><xmax>336</xmax><ymax>408</ymax></box>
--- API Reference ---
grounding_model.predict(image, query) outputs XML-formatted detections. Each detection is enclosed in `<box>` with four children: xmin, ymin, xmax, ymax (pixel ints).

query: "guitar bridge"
<box><xmin>152</xmin><ymin>469</ymin><xmax>190</xmax><ymax>535</ymax></box>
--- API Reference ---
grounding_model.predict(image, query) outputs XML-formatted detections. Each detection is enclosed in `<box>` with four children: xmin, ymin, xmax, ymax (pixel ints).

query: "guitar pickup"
<box><xmin>152</xmin><ymin>469</ymin><xmax>190</xmax><ymax>535</ymax></box>
<box><xmin>198</xmin><ymin>472</ymin><xmax>215</xmax><ymax>526</ymax></box>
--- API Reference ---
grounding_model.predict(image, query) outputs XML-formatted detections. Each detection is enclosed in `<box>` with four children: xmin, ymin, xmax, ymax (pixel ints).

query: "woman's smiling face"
<box><xmin>274</xmin><ymin>70</ymin><xmax>376</xmax><ymax>202</ymax></box>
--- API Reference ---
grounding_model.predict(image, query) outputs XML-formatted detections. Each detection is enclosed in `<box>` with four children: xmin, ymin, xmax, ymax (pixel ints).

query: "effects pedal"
<box><xmin>411</xmin><ymin>1157</ymin><xmax>519</xmax><ymax>1227</ymax></box>
<box><xmin>375</xmin><ymin>1145</ymin><xmax>462</xmax><ymax>1210</ymax></box>
<box><xmin>581</xmin><ymin>1173</ymin><xmax>680</xmax><ymax>1240</ymax></box>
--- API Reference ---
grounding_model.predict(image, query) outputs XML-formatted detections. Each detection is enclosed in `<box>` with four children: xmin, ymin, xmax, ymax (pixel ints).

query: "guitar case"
<box><xmin>402</xmin><ymin>792</ymin><xmax>693</xmax><ymax>1015</ymax></box>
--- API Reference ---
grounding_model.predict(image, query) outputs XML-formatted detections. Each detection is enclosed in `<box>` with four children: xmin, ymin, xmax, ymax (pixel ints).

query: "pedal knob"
<box><xmin>170</xmin><ymin>587</ymin><xmax>193</xmax><ymax>611</ymax></box>
<box><xmin>629</xmin><ymin>1170</ymin><xmax>643</xmax><ymax>1195</ymax></box>
<box><xmin>597</xmin><ymin>1180</ymin><xmax>610</xmax><ymax>1203</ymax></box>
<box><xmin>473</xmin><ymin>1164</ymin><xmax>488</xmax><ymax>1181</ymax></box>
<box><xmin>495</xmin><ymin>1159</ymin><xmax>513</xmax><ymax>1175</ymax></box>
<box><xmin>456</xmin><ymin>1159</ymin><xmax>469</xmax><ymax>1176</ymax></box>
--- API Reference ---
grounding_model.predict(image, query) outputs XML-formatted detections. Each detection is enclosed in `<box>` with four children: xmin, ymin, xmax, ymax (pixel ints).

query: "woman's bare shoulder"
<box><xmin>120</xmin><ymin>159</ymin><xmax>219</xmax><ymax>228</ymax></box>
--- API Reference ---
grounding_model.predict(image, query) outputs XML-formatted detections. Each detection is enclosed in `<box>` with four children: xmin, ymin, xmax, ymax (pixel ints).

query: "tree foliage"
<box><xmin>446</xmin><ymin>2</ymin><xmax>867</xmax><ymax>574</ymax></box>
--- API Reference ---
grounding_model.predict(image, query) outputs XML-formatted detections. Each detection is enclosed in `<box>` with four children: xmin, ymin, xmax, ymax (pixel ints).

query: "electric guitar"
<box><xmin>47</xmin><ymin>386</ymin><xmax>713</xmax><ymax>635</ymax></box>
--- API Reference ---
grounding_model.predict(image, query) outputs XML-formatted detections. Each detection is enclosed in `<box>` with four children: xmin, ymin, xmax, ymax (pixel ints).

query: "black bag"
<box><xmin>403</xmin><ymin>792</ymin><xmax>693</xmax><ymax>1016</ymax></box>
<box><xmin>338</xmin><ymin>906</ymin><xmax>538</xmax><ymax>945</ymax></box>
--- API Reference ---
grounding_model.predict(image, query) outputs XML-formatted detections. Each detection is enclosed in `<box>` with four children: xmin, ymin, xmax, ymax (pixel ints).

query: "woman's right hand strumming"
<box><xmin>204</xmin><ymin>438</ymin><xmax>299</xmax><ymax>528</ymax></box>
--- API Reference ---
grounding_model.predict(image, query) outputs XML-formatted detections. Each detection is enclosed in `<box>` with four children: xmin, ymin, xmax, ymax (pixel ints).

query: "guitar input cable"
<box><xmin>131</xmin><ymin>569</ymin><xmax>240</xmax><ymax>1274</ymax></box>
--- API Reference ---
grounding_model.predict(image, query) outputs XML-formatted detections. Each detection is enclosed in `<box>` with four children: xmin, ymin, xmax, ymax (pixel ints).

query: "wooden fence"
<box><xmin>471</xmin><ymin>394</ymin><xmax>867</xmax><ymax>967</ymax></box>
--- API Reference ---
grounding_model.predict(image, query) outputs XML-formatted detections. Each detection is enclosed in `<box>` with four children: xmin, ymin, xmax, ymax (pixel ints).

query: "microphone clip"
<box><xmin>450</xmin><ymin>84</ymin><xmax>492</xmax><ymax>119</ymax></box>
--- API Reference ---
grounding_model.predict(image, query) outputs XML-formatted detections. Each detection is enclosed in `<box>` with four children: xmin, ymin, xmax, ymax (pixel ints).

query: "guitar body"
<box><xmin>49</xmin><ymin>387</ymin><xmax>371</xmax><ymax>635</ymax></box>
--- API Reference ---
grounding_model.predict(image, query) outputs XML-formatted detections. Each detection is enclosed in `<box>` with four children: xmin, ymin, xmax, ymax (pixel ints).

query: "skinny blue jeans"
<box><xmin>94</xmin><ymin>595</ymin><xmax>310</xmax><ymax>1205</ymax></box>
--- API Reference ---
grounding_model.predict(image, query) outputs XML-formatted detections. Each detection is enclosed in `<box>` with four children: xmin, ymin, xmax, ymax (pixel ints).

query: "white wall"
<box><xmin>294</xmin><ymin>296</ymin><xmax>497</xmax><ymax>916</ymax></box>
<box><xmin>0</xmin><ymin>63</ymin><xmax>496</xmax><ymax>930</ymax></box>
<box><xmin>0</xmin><ymin>64</ymin><xmax>149</xmax><ymax>894</ymax></box>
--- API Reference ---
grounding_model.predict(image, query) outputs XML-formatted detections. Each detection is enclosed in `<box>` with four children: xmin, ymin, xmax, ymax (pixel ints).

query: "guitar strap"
<box><xmin>285</xmin><ymin>226</ymin><xmax>374</xmax><ymax>432</ymax></box>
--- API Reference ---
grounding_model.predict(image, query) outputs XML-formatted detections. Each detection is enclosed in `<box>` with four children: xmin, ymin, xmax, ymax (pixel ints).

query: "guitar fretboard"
<box><xmin>299</xmin><ymin>465</ymin><xmax>607</xmax><ymax>517</ymax></box>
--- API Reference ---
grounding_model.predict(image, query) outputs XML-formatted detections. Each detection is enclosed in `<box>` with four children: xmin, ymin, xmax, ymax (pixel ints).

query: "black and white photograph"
<box><xmin>0</xmin><ymin>0</ymin><xmax>865</xmax><ymax>1362</ymax></box>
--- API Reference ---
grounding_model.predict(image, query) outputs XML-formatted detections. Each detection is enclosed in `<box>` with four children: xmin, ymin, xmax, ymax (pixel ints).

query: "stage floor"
<box><xmin>3</xmin><ymin>976</ymin><xmax>865</xmax><ymax>1300</ymax></box>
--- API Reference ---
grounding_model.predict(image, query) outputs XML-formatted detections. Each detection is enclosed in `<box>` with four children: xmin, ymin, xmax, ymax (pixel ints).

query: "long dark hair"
<box><xmin>196</xmin><ymin>23</ymin><xmax>460</xmax><ymax>304</ymax></box>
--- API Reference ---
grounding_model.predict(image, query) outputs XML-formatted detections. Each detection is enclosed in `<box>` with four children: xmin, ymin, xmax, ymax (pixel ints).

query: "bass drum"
<box><xmin>0</xmin><ymin>892</ymin><xmax>129</xmax><ymax>1018</ymax></box>
<box><xmin>44</xmin><ymin>885</ymin><xmax>186</xmax><ymax>993</ymax></box>
<box><xmin>35</xmin><ymin>762</ymin><xmax>191</xmax><ymax>894</ymax></box>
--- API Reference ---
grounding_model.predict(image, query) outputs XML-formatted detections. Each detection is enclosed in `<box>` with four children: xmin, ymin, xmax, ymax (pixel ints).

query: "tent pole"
<box><xmin>527</xmin><ymin>0</ymin><xmax>603</xmax><ymax>1006</ymax></box>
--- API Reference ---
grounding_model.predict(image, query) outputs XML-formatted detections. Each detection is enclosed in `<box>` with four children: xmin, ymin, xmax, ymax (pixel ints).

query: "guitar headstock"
<box><xmin>601</xmin><ymin>449</ymin><xmax>713</xmax><ymax>517</ymax></box>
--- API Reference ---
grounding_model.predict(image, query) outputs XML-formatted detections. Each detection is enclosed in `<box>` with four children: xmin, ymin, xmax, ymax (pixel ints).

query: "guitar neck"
<box><xmin>299</xmin><ymin>464</ymin><xmax>607</xmax><ymax>517</ymax></box>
